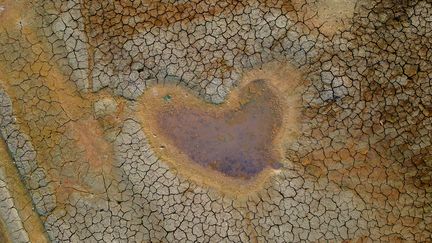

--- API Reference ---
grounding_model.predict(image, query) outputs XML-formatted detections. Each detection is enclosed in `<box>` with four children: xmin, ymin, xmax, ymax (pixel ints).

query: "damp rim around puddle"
<box><xmin>136</xmin><ymin>60</ymin><xmax>304</xmax><ymax>197</ymax></box>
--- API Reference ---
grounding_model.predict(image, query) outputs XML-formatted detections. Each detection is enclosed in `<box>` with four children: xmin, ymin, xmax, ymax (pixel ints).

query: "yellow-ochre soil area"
<box><xmin>0</xmin><ymin>0</ymin><xmax>431</xmax><ymax>242</ymax></box>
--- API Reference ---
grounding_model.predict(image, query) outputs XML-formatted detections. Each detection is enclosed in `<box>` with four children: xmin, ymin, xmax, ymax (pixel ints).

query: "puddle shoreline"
<box><xmin>136</xmin><ymin>61</ymin><xmax>303</xmax><ymax>196</ymax></box>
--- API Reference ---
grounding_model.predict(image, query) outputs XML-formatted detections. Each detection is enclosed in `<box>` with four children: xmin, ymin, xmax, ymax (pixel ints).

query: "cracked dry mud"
<box><xmin>0</xmin><ymin>0</ymin><xmax>431</xmax><ymax>242</ymax></box>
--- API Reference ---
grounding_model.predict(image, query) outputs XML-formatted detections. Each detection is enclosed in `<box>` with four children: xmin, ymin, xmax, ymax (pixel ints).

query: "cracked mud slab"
<box><xmin>0</xmin><ymin>0</ymin><xmax>431</xmax><ymax>242</ymax></box>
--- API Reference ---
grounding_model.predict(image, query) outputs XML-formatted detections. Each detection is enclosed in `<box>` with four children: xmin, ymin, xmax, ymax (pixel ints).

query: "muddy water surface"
<box><xmin>156</xmin><ymin>80</ymin><xmax>283</xmax><ymax>179</ymax></box>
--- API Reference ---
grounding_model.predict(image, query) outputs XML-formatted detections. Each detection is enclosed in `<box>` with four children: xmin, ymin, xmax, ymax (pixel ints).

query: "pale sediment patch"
<box><xmin>292</xmin><ymin>0</ymin><xmax>357</xmax><ymax>36</ymax></box>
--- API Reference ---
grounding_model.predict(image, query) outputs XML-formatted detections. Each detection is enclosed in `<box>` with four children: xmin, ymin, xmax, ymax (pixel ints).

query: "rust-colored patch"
<box><xmin>68</xmin><ymin>118</ymin><xmax>113</xmax><ymax>170</ymax></box>
<box><xmin>137</xmin><ymin>61</ymin><xmax>303</xmax><ymax>196</ymax></box>
<box><xmin>54</xmin><ymin>114</ymin><xmax>118</xmax><ymax>201</ymax></box>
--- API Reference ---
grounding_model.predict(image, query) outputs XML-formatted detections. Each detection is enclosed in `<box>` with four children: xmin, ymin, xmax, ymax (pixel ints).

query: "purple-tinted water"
<box><xmin>157</xmin><ymin>80</ymin><xmax>282</xmax><ymax>179</ymax></box>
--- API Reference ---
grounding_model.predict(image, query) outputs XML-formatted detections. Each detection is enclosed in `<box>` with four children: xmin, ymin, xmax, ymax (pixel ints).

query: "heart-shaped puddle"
<box><xmin>139</xmin><ymin>79</ymin><xmax>285</xmax><ymax>181</ymax></box>
<box><xmin>137</xmin><ymin>62</ymin><xmax>302</xmax><ymax>194</ymax></box>
<box><xmin>156</xmin><ymin>80</ymin><xmax>283</xmax><ymax>179</ymax></box>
